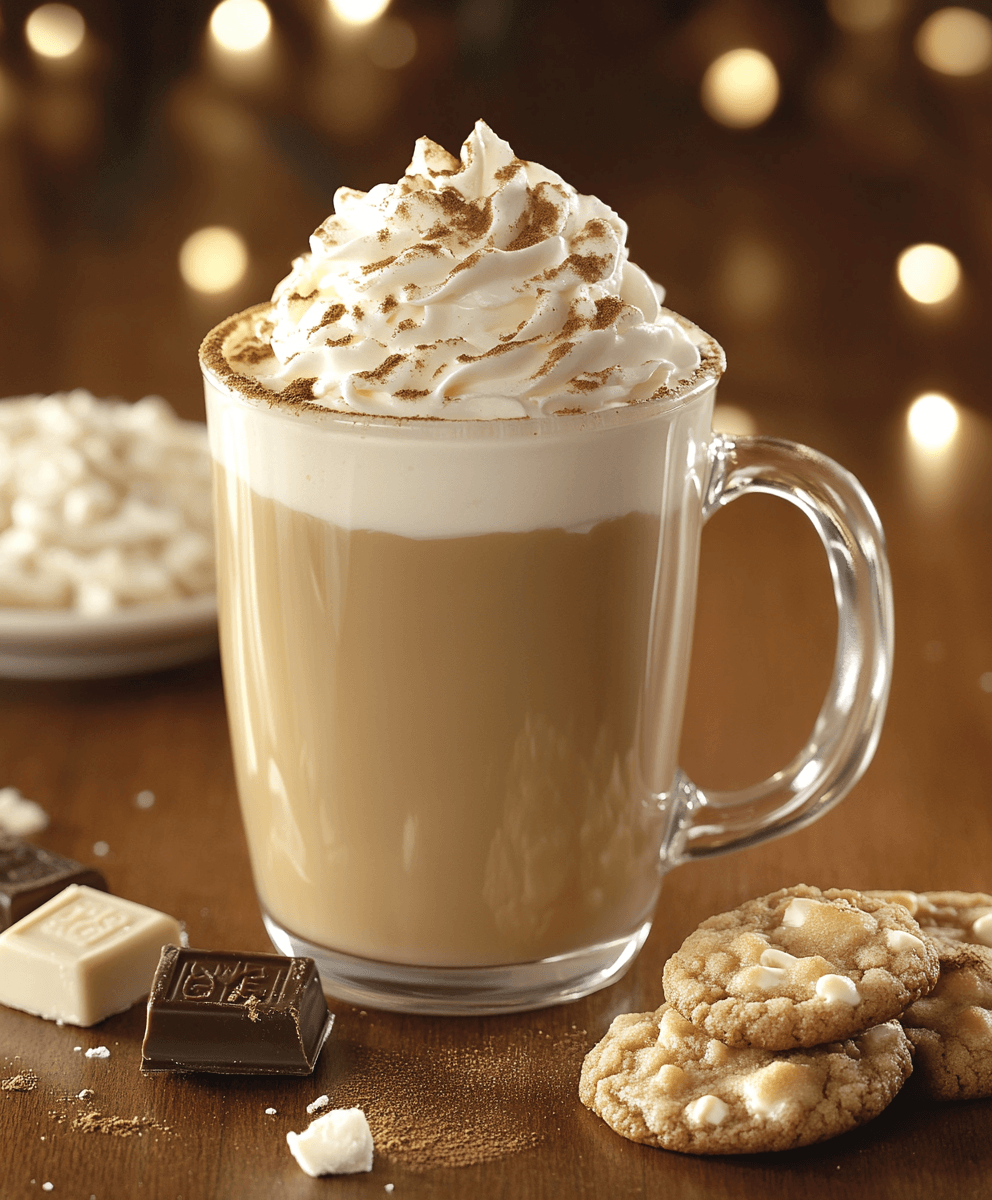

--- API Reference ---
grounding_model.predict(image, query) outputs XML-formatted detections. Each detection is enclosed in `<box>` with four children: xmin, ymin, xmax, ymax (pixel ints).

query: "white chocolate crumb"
<box><xmin>77</xmin><ymin>1089</ymin><xmax>94</xmax><ymax>1099</ymax></box>
<box><xmin>135</xmin><ymin>790</ymin><xmax>155</xmax><ymax>809</ymax></box>
<box><xmin>385</xmin><ymin>1185</ymin><xmax>395</xmax><ymax>1192</ymax></box>
<box><xmin>0</xmin><ymin>787</ymin><xmax>48</xmax><ymax>836</ymax></box>
<box><xmin>92</xmin><ymin>842</ymin><xmax>109</xmax><ymax>857</ymax></box>
<box><xmin>306</xmin><ymin>1094</ymin><xmax>330</xmax><ymax>1114</ymax></box>
<box><xmin>84</xmin><ymin>1047</ymin><xmax>110</xmax><ymax>1059</ymax></box>
<box><xmin>265</xmin><ymin>1107</ymin><xmax>277</xmax><ymax>1115</ymax></box>
<box><xmin>815</xmin><ymin>974</ymin><xmax>861</xmax><ymax>1005</ymax></box>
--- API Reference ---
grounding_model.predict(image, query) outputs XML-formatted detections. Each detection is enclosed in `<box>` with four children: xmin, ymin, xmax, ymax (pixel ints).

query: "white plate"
<box><xmin>0</xmin><ymin>594</ymin><xmax>219</xmax><ymax>679</ymax></box>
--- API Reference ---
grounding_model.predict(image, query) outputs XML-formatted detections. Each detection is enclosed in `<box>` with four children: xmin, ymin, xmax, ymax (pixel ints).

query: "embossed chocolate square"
<box><xmin>0</xmin><ymin>834</ymin><xmax>107</xmax><ymax>930</ymax></box>
<box><xmin>140</xmin><ymin>945</ymin><xmax>334</xmax><ymax>1076</ymax></box>
<box><xmin>0</xmin><ymin>883</ymin><xmax>181</xmax><ymax>1026</ymax></box>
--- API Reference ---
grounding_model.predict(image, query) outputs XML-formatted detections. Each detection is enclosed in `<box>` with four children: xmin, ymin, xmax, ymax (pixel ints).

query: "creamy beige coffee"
<box><xmin>202</xmin><ymin>120</ymin><xmax>722</xmax><ymax>984</ymax></box>
<box><xmin>214</xmin><ymin>463</ymin><xmax>681</xmax><ymax>966</ymax></box>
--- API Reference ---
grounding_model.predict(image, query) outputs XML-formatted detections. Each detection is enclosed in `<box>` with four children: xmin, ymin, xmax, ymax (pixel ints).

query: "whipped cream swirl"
<box><xmin>234</xmin><ymin>121</ymin><xmax>702</xmax><ymax>419</ymax></box>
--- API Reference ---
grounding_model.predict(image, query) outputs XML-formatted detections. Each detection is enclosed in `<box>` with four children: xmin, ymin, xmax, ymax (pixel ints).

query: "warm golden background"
<box><xmin>1</xmin><ymin>2</ymin><xmax>991</xmax><ymax>1196</ymax></box>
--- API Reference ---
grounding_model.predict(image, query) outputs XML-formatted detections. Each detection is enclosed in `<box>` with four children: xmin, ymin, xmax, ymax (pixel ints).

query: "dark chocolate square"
<box><xmin>140</xmin><ymin>945</ymin><xmax>333</xmax><ymax>1075</ymax></box>
<box><xmin>0</xmin><ymin>835</ymin><xmax>108</xmax><ymax>930</ymax></box>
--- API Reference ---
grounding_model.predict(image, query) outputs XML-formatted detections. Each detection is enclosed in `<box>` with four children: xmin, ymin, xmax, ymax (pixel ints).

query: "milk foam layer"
<box><xmin>224</xmin><ymin>121</ymin><xmax>703</xmax><ymax>420</ymax></box>
<box><xmin>205</xmin><ymin>369</ymin><xmax>717</xmax><ymax>538</ymax></box>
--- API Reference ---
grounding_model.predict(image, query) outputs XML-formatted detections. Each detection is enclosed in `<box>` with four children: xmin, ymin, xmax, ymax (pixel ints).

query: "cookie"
<box><xmin>900</xmin><ymin>938</ymin><xmax>992</xmax><ymax>1101</ymax></box>
<box><xmin>869</xmin><ymin>890</ymin><xmax>992</xmax><ymax>949</ymax></box>
<box><xmin>663</xmin><ymin>885</ymin><xmax>939</xmax><ymax>1050</ymax></box>
<box><xmin>579</xmin><ymin>1003</ymin><xmax>912</xmax><ymax>1155</ymax></box>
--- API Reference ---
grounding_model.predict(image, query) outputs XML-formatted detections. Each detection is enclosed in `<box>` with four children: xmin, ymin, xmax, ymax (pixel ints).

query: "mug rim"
<box><xmin>200</xmin><ymin>303</ymin><xmax>725</xmax><ymax>441</ymax></box>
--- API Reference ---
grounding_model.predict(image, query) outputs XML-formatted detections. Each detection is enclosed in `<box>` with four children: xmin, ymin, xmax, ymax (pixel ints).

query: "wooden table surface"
<box><xmin>2</xmin><ymin>1</ymin><xmax>991</xmax><ymax>1195</ymax></box>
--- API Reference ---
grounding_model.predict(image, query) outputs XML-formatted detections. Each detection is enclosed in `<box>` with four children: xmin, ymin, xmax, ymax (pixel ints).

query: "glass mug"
<box><xmin>202</xmin><ymin>316</ymin><xmax>892</xmax><ymax>1015</ymax></box>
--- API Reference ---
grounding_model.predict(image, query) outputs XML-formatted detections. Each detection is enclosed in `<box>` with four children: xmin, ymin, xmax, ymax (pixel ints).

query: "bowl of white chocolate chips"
<box><xmin>0</xmin><ymin>390</ymin><xmax>217</xmax><ymax>678</ymax></box>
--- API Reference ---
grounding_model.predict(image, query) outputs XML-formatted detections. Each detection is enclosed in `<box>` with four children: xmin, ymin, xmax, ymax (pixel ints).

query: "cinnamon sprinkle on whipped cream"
<box><xmin>222</xmin><ymin>121</ymin><xmax>704</xmax><ymax>420</ymax></box>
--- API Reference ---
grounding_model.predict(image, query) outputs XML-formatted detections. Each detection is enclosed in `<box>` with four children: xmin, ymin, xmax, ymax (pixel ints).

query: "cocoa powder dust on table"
<box><xmin>324</xmin><ymin>1027</ymin><xmax>589</xmax><ymax>1172</ymax></box>
<box><xmin>72</xmin><ymin>1110</ymin><xmax>173</xmax><ymax>1138</ymax></box>
<box><xmin>1</xmin><ymin>1070</ymin><xmax>38</xmax><ymax>1092</ymax></box>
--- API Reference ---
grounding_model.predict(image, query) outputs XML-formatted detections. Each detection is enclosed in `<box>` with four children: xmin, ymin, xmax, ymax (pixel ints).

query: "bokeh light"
<box><xmin>329</xmin><ymin>0</ymin><xmax>391</xmax><ymax>26</ymax></box>
<box><xmin>897</xmin><ymin>243</ymin><xmax>961</xmax><ymax>304</ymax></box>
<box><xmin>179</xmin><ymin>227</ymin><xmax>249</xmax><ymax>294</ymax></box>
<box><xmin>24</xmin><ymin>4</ymin><xmax>85</xmax><ymax>59</ymax></box>
<box><xmin>366</xmin><ymin>16</ymin><xmax>417</xmax><ymax>68</ymax></box>
<box><xmin>209</xmin><ymin>0</ymin><xmax>272</xmax><ymax>53</ymax></box>
<box><xmin>915</xmin><ymin>7</ymin><xmax>992</xmax><ymax>76</ymax></box>
<box><xmin>701</xmin><ymin>49</ymin><xmax>780</xmax><ymax>130</ymax></box>
<box><xmin>908</xmin><ymin>393</ymin><xmax>959</xmax><ymax>450</ymax></box>
<box><xmin>712</xmin><ymin>405</ymin><xmax>758</xmax><ymax>436</ymax></box>
<box><xmin>827</xmin><ymin>0</ymin><xmax>901</xmax><ymax>33</ymax></box>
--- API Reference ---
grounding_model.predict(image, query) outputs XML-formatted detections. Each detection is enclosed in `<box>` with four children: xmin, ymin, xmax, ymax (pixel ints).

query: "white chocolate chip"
<box><xmin>654</xmin><ymin>1064</ymin><xmax>688</xmax><ymax>1095</ymax></box>
<box><xmin>685</xmin><ymin>1094</ymin><xmax>729</xmax><ymax>1126</ymax></box>
<box><xmin>815</xmin><ymin>974</ymin><xmax>861</xmax><ymax>1005</ymax></box>
<box><xmin>971</xmin><ymin>913</ymin><xmax>992</xmax><ymax>947</ymax></box>
<box><xmin>743</xmin><ymin>965</ymin><xmax>788</xmax><ymax>991</ymax></box>
<box><xmin>760</xmin><ymin>947</ymin><xmax>799</xmax><ymax>969</ymax></box>
<box><xmin>782</xmin><ymin>898</ymin><xmax>816</xmax><ymax>927</ymax></box>
<box><xmin>885</xmin><ymin>929</ymin><xmax>927</xmax><ymax>954</ymax></box>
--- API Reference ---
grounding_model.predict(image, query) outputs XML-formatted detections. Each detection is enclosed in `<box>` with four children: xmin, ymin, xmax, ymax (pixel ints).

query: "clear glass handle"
<box><xmin>664</xmin><ymin>433</ymin><xmax>894</xmax><ymax>865</ymax></box>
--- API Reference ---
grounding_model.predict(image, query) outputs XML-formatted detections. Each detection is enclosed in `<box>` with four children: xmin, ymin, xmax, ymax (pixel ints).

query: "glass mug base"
<box><xmin>262</xmin><ymin>912</ymin><xmax>653</xmax><ymax>1016</ymax></box>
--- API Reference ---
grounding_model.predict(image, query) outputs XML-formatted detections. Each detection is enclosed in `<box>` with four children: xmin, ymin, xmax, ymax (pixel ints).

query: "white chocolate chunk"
<box><xmin>782</xmin><ymin>898</ymin><xmax>816</xmax><ymax>927</ymax></box>
<box><xmin>0</xmin><ymin>884</ymin><xmax>181</xmax><ymax>1027</ymax></box>
<box><xmin>657</xmin><ymin>1007</ymin><xmax>696</xmax><ymax>1045</ymax></box>
<box><xmin>286</xmin><ymin>1108</ymin><xmax>374</xmax><ymax>1176</ymax></box>
<box><xmin>815</xmin><ymin>974</ymin><xmax>861</xmax><ymax>1006</ymax></box>
<box><xmin>885</xmin><ymin>928</ymin><xmax>927</xmax><ymax>954</ymax></box>
<box><xmin>742</xmin><ymin>1061</ymin><xmax>822</xmax><ymax>1120</ymax></box>
<box><xmin>971</xmin><ymin>913</ymin><xmax>992</xmax><ymax>946</ymax></box>
<box><xmin>760</xmin><ymin>947</ymin><xmax>799</xmax><ymax>969</ymax></box>
<box><xmin>685</xmin><ymin>1094</ymin><xmax>729</xmax><ymax>1126</ymax></box>
<box><xmin>654</xmin><ymin>1064</ymin><xmax>688</xmax><ymax>1095</ymax></box>
<box><xmin>742</xmin><ymin>965</ymin><xmax>788</xmax><ymax>991</ymax></box>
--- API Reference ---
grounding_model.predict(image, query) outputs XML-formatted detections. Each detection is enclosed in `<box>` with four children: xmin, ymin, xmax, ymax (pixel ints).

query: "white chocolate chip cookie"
<box><xmin>900</xmin><ymin>938</ymin><xmax>992</xmax><ymax>1101</ymax></box>
<box><xmin>869</xmin><ymin>890</ymin><xmax>992</xmax><ymax>951</ymax></box>
<box><xmin>663</xmin><ymin>885</ymin><xmax>939</xmax><ymax>1050</ymax></box>
<box><xmin>579</xmin><ymin>1003</ymin><xmax>913</xmax><ymax>1155</ymax></box>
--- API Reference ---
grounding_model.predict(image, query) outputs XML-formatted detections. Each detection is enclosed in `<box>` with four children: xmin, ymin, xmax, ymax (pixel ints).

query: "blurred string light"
<box><xmin>329</xmin><ymin>0</ymin><xmax>391</xmax><ymax>26</ymax></box>
<box><xmin>366</xmin><ymin>16</ymin><xmax>417</xmax><ymax>68</ymax></box>
<box><xmin>907</xmin><ymin>393</ymin><xmax>959</xmax><ymax>450</ymax></box>
<box><xmin>24</xmin><ymin>4</ymin><xmax>85</xmax><ymax>59</ymax></box>
<box><xmin>827</xmin><ymin>0</ymin><xmax>901</xmax><ymax>33</ymax></box>
<box><xmin>179</xmin><ymin>227</ymin><xmax>249</xmax><ymax>294</ymax></box>
<box><xmin>209</xmin><ymin>0</ymin><xmax>272</xmax><ymax>53</ymax></box>
<box><xmin>915</xmin><ymin>7</ymin><xmax>992</xmax><ymax>76</ymax></box>
<box><xmin>701</xmin><ymin>49</ymin><xmax>780</xmax><ymax>129</ymax></box>
<box><xmin>712</xmin><ymin>404</ymin><xmax>758</xmax><ymax>436</ymax></box>
<box><xmin>897</xmin><ymin>243</ymin><xmax>961</xmax><ymax>304</ymax></box>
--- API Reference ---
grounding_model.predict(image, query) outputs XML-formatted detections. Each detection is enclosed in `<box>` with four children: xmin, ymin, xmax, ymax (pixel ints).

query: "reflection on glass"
<box><xmin>827</xmin><ymin>0</ymin><xmax>901</xmax><ymax>33</ymax></box>
<box><xmin>329</xmin><ymin>0</ymin><xmax>391</xmax><ymax>26</ymax></box>
<box><xmin>24</xmin><ymin>4</ymin><xmax>85</xmax><ymax>59</ymax></box>
<box><xmin>366</xmin><ymin>17</ymin><xmax>417</xmax><ymax>68</ymax></box>
<box><xmin>897</xmin><ymin>243</ymin><xmax>961</xmax><ymax>304</ymax></box>
<box><xmin>179</xmin><ymin>226</ymin><xmax>249</xmax><ymax>294</ymax></box>
<box><xmin>908</xmin><ymin>392</ymin><xmax>958</xmax><ymax>450</ymax></box>
<box><xmin>712</xmin><ymin>404</ymin><xmax>757</xmax><ymax>436</ymax></box>
<box><xmin>915</xmin><ymin>7</ymin><xmax>992</xmax><ymax>76</ymax></box>
<box><xmin>701</xmin><ymin>49</ymin><xmax>779</xmax><ymax>129</ymax></box>
<box><xmin>209</xmin><ymin>0</ymin><xmax>272</xmax><ymax>53</ymax></box>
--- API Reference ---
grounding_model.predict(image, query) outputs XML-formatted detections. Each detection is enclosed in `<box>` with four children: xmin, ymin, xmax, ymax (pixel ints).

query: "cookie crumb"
<box><xmin>1</xmin><ymin>1070</ymin><xmax>38</xmax><ymax>1092</ymax></box>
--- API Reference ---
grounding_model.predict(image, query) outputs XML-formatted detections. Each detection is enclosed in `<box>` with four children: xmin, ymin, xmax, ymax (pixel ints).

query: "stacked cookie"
<box><xmin>871</xmin><ymin>890</ymin><xmax>992</xmax><ymax>1102</ymax></box>
<box><xmin>580</xmin><ymin>884</ymin><xmax>949</xmax><ymax>1155</ymax></box>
